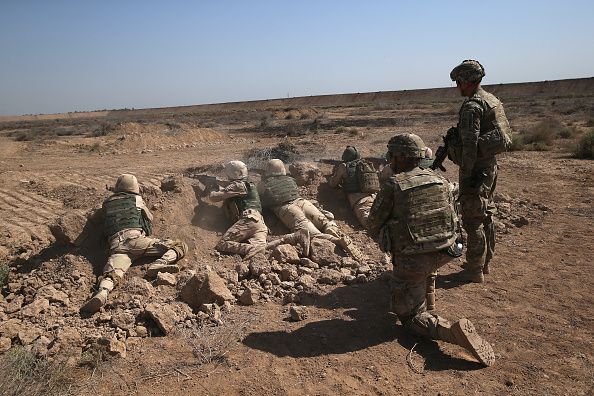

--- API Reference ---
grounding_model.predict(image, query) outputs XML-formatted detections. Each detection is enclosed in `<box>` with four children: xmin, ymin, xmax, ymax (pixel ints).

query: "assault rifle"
<box><xmin>319</xmin><ymin>156</ymin><xmax>386</xmax><ymax>170</ymax></box>
<box><xmin>430</xmin><ymin>126</ymin><xmax>458</xmax><ymax>172</ymax></box>
<box><xmin>192</xmin><ymin>174</ymin><xmax>231</xmax><ymax>197</ymax></box>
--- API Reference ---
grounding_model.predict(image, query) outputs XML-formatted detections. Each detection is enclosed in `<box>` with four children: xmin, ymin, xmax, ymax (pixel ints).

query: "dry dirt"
<box><xmin>1</xmin><ymin>78</ymin><xmax>593</xmax><ymax>395</ymax></box>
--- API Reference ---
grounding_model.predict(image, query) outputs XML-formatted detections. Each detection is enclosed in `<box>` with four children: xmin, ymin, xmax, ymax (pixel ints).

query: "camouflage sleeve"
<box><xmin>458</xmin><ymin>100</ymin><xmax>483</xmax><ymax>181</ymax></box>
<box><xmin>209</xmin><ymin>181</ymin><xmax>247</xmax><ymax>202</ymax></box>
<box><xmin>366</xmin><ymin>179</ymin><xmax>395</xmax><ymax>238</ymax></box>
<box><xmin>328</xmin><ymin>163</ymin><xmax>346</xmax><ymax>188</ymax></box>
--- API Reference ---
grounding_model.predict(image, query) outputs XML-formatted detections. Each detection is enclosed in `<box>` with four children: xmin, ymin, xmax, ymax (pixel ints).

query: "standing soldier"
<box><xmin>328</xmin><ymin>146</ymin><xmax>379</xmax><ymax>228</ymax></box>
<box><xmin>260</xmin><ymin>159</ymin><xmax>364</xmax><ymax>261</ymax></box>
<box><xmin>368</xmin><ymin>134</ymin><xmax>494</xmax><ymax>366</ymax></box>
<box><xmin>81</xmin><ymin>174</ymin><xmax>187</xmax><ymax>314</ymax></box>
<box><xmin>449</xmin><ymin>60</ymin><xmax>512</xmax><ymax>282</ymax></box>
<box><xmin>209</xmin><ymin>160</ymin><xmax>310</xmax><ymax>259</ymax></box>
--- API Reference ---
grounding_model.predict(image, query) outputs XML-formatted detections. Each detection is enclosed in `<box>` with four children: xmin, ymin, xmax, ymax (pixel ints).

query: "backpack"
<box><xmin>356</xmin><ymin>160</ymin><xmax>380</xmax><ymax>193</ymax></box>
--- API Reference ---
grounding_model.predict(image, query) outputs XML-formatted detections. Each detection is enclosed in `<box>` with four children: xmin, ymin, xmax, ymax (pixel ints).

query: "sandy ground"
<box><xmin>1</xmin><ymin>81</ymin><xmax>593</xmax><ymax>395</ymax></box>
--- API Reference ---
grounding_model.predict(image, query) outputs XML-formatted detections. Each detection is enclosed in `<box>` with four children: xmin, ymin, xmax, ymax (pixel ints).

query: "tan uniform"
<box><xmin>210</xmin><ymin>181</ymin><xmax>267</xmax><ymax>257</ymax></box>
<box><xmin>272</xmin><ymin>197</ymin><xmax>338</xmax><ymax>237</ymax></box>
<box><xmin>101</xmin><ymin>195</ymin><xmax>185</xmax><ymax>283</ymax></box>
<box><xmin>329</xmin><ymin>162</ymin><xmax>375</xmax><ymax>227</ymax></box>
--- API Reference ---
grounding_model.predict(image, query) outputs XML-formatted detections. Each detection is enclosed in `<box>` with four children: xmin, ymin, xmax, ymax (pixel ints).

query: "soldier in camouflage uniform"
<box><xmin>260</xmin><ymin>159</ymin><xmax>364</xmax><ymax>261</ymax></box>
<box><xmin>210</xmin><ymin>161</ymin><xmax>310</xmax><ymax>259</ymax></box>
<box><xmin>449</xmin><ymin>60</ymin><xmax>512</xmax><ymax>282</ymax></box>
<box><xmin>328</xmin><ymin>146</ymin><xmax>378</xmax><ymax>228</ymax></box>
<box><xmin>368</xmin><ymin>134</ymin><xmax>495</xmax><ymax>366</ymax></box>
<box><xmin>81</xmin><ymin>174</ymin><xmax>187</xmax><ymax>314</ymax></box>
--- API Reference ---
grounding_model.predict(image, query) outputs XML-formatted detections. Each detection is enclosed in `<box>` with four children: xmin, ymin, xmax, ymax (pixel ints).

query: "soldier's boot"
<box><xmin>482</xmin><ymin>262</ymin><xmax>490</xmax><ymax>275</ymax></box>
<box><xmin>244</xmin><ymin>245</ymin><xmax>266</xmax><ymax>260</ymax></box>
<box><xmin>336</xmin><ymin>236</ymin><xmax>365</xmax><ymax>263</ymax></box>
<box><xmin>284</xmin><ymin>229</ymin><xmax>311</xmax><ymax>257</ymax></box>
<box><xmin>437</xmin><ymin>318</ymin><xmax>495</xmax><ymax>367</ymax></box>
<box><xmin>146</xmin><ymin>258</ymin><xmax>180</xmax><ymax>279</ymax></box>
<box><xmin>459</xmin><ymin>260</ymin><xmax>485</xmax><ymax>283</ymax></box>
<box><xmin>81</xmin><ymin>277</ymin><xmax>114</xmax><ymax>315</ymax></box>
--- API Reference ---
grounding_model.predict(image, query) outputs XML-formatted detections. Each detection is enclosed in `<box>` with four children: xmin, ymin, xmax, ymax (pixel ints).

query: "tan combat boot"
<box><xmin>438</xmin><ymin>318</ymin><xmax>495</xmax><ymax>366</ymax></box>
<box><xmin>337</xmin><ymin>236</ymin><xmax>365</xmax><ymax>263</ymax></box>
<box><xmin>81</xmin><ymin>278</ymin><xmax>114</xmax><ymax>314</ymax></box>
<box><xmin>146</xmin><ymin>259</ymin><xmax>180</xmax><ymax>279</ymax></box>
<box><xmin>285</xmin><ymin>229</ymin><xmax>311</xmax><ymax>257</ymax></box>
<box><xmin>459</xmin><ymin>261</ymin><xmax>485</xmax><ymax>283</ymax></box>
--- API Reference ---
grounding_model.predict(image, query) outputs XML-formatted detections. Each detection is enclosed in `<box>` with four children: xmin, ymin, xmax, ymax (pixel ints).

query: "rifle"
<box><xmin>192</xmin><ymin>174</ymin><xmax>231</xmax><ymax>197</ymax></box>
<box><xmin>319</xmin><ymin>156</ymin><xmax>386</xmax><ymax>170</ymax></box>
<box><xmin>430</xmin><ymin>126</ymin><xmax>458</xmax><ymax>172</ymax></box>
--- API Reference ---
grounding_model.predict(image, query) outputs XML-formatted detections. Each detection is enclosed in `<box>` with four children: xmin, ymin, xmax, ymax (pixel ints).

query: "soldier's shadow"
<box><xmin>191</xmin><ymin>198</ymin><xmax>230</xmax><ymax>234</ymax></box>
<box><xmin>242</xmin><ymin>280</ymin><xmax>483</xmax><ymax>371</ymax></box>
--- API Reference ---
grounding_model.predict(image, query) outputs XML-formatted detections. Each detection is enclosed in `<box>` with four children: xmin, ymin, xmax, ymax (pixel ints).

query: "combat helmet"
<box><xmin>387</xmin><ymin>134</ymin><xmax>426</xmax><ymax>158</ymax></box>
<box><xmin>115</xmin><ymin>174</ymin><xmax>140</xmax><ymax>194</ymax></box>
<box><xmin>341</xmin><ymin>146</ymin><xmax>360</xmax><ymax>162</ymax></box>
<box><xmin>224</xmin><ymin>160</ymin><xmax>248</xmax><ymax>180</ymax></box>
<box><xmin>265</xmin><ymin>159</ymin><xmax>287</xmax><ymax>176</ymax></box>
<box><xmin>450</xmin><ymin>60</ymin><xmax>485</xmax><ymax>83</ymax></box>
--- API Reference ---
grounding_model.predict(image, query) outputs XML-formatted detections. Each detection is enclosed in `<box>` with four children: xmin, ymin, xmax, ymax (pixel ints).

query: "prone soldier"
<box><xmin>81</xmin><ymin>174</ymin><xmax>187</xmax><ymax>314</ymax></box>
<box><xmin>209</xmin><ymin>160</ymin><xmax>310</xmax><ymax>259</ymax></box>
<box><xmin>259</xmin><ymin>159</ymin><xmax>364</xmax><ymax>261</ymax></box>
<box><xmin>328</xmin><ymin>146</ymin><xmax>379</xmax><ymax>228</ymax></box>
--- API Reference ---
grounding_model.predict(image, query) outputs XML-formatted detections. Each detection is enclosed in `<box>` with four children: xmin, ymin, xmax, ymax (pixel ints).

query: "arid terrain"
<box><xmin>0</xmin><ymin>78</ymin><xmax>593</xmax><ymax>395</ymax></box>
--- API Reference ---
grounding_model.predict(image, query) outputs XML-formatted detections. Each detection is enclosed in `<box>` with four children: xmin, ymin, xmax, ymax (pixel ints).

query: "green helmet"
<box><xmin>387</xmin><ymin>134</ymin><xmax>426</xmax><ymax>158</ymax></box>
<box><xmin>341</xmin><ymin>146</ymin><xmax>360</xmax><ymax>162</ymax></box>
<box><xmin>450</xmin><ymin>59</ymin><xmax>485</xmax><ymax>83</ymax></box>
<box><xmin>115</xmin><ymin>174</ymin><xmax>139</xmax><ymax>194</ymax></box>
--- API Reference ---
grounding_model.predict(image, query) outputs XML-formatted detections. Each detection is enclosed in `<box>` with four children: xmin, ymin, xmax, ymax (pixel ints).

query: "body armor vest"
<box><xmin>387</xmin><ymin>168</ymin><xmax>456</xmax><ymax>255</ymax></box>
<box><xmin>260</xmin><ymin>175</ymin><xmax>300</xmax><ymax>207</ymax></box>
<box><xmin>343</xmin><ymin>160</ymin><xmax>361</xmax><ymax>193</ymax></box>
<box><xmin>225</xmin><ymin>181</ymin><xmax>262</xmax><ymax>221</ymax></box>
<box><xmin>449</xmin><ymin>88</ymin><xmax>511</xmax><ymax>163</ymax></box>
<box><xmin>103</xmin><ymin>193</ymin><xmax>147</xmax><ymax>237</ymax></box>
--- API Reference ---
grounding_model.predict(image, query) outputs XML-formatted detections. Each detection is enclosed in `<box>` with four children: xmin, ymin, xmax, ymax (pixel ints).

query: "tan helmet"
<box><xmin>115</xmin><ymin>173</ymin><xmax>140</xmax><ymax>194</ymax></box>
<box><xmin>387</xmin><ymin>134</ymin><xmax>426</xmax><ymax>158</ymax></box>
<box><xmin>266</xmin><ymin>159</ymin><xmax>287</xmax><ymax>176</ymax></box>
<box><xmin>450</xmin><ymin>59</ymin><xmax>485</xmax><ymax>83</ymax></box>
<box><xmin>224</xmin><ymin>160</ymin><xmax>248</xmax><ymax>180</ymax></box>
<box><xmin>425</xmin><ymin>147</ymin><xmax>433</xmax><ymax>159</ymax></box>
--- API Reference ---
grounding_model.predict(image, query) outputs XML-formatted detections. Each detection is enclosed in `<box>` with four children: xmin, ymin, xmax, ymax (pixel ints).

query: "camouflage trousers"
<box><xmin>104</xmin><ymin>229</ymin><xmax>185</xmax><ymax>283</ymax></box>
<box><xmin>349</xmin><ymin>194</ymin><xmax>375</xmax><ymax>228</ymax></box>
<box><xmin>390</xmin><ymin>251</ymin><xmax>453</xmax><ymax>339</ymax></box>
<box><xmin>459</xmin><ymin>163</ymin><xmax>497</xmax><ymax>273</ymax></box>
<box><xmin>216</xmin><ymin>209</ymin><xmax>267</xmax><ymax>257</ymax></box>
<box><xmin>273</xmin><ymin>198</ymin><xmax>338</xmax><ymax>237</ymax></box>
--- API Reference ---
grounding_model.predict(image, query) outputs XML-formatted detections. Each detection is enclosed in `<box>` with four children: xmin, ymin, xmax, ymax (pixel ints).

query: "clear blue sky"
<box><xmin>1</xmin><ymin>0</ymin><xmax>593</xmax><ymax>116</ymax></box>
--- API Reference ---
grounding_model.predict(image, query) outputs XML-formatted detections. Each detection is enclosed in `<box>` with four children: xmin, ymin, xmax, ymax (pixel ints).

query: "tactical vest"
<box><xmin>475</xmin><ymin>89</ymin><xmax>512</xmax><ymax>157</ymax></box>
<box><xmin>448</xmin><ymin>88</ymin><xmax>512</xmax><ymax>164</ymax></box>
<box><xmin>343</xmin><ymin>160</ymin><xmax>380</xmax><ymax>194</ymax></box>
<box><xmin>261</xmin><ymin>175</ymin><xmax>300</xmax><ymax>207</ymax></box>
<box><xmin>343</xmin><ymin>161</ymin><xmax>361</xmax><ymax>193</ymax></box>
<box><xmin>225</xmin><ymin>181</ymin><xmax>262</xmax><ymax>221</ymax></box>
<box><xmin>103</xmin><ymin>192</ymin><xmax>147</xmax><ymax>237</ymax></box>
<box><xmin>386</xmin><ymin>168</ymin><xmax>456</xmax><ymax>255</ymax></box>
